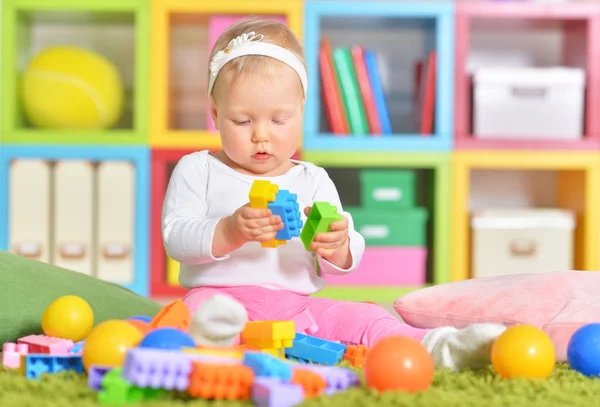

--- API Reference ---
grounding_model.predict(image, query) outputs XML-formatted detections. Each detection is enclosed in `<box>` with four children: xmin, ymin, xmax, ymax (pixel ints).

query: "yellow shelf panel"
<box><xmin>150</xmin><ymin>0</ymin><xmax>303</xmax><ymax>149</ymax></box>
<box><xmin>451</xmin><ymin>151</ymin><xmax>600</xmax><ymax>282</ymax></box>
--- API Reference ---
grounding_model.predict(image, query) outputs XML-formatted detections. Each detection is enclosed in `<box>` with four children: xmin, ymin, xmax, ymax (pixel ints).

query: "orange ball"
<box><xmin>364</xmin><ymin>335</ymin><xmax>435</xmax><ymax>393</ymax></box>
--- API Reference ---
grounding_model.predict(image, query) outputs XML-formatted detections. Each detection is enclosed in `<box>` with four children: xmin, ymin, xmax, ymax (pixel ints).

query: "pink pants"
<box><xmin>183</xmin><ymin>286</ymin><xmax>430</xmax><ymax>347</ymax></box>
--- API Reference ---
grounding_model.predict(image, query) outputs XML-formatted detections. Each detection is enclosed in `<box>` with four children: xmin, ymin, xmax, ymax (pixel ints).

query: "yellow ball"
<box><xmin>41</xmin><ymin>295</ymin><xmax>94</xmax><ymax>342</ymax></box>
<box><xmin>82</xmin><ymin>320</ymin><xmax>144</xmax><ymax>372</ymax></box>
<box><xmin>491</xmin><ymin>325</ymin><xmax>556</xmax><ymax>379</ymax></box>
<box><xmin>21</xmin><ymin>45</ymin><xmax>124</xmax><ymax>130</ymax></box>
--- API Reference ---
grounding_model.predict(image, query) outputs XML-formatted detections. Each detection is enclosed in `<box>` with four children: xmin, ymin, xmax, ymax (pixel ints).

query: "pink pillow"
<box><xmin>393</xmin><ymin>271</ymin><xmax>600</xmax><ymax>362</ymax></box>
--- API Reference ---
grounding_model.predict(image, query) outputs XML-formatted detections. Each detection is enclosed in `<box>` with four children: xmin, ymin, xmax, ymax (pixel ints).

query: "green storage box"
<box><xmin>347</xmin><ymin>207</ymin><xmax>428</xmax><ymax>246</ymax></box>
<box><xmin>360</xmin><ymin>170</ymin><xmax>416</xmax><ymax>209</ymax></box>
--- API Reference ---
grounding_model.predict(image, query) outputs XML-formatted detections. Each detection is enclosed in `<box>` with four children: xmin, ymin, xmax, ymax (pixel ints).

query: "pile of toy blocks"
<box><xmin>1</xmin><ymin>299</ymin><xmax>370</xmax><ymax>407</ymax></box>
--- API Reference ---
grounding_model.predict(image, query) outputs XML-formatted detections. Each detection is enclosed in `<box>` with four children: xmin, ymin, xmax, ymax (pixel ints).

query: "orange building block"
<box><xmin>188</xmin><ymin>362</ymin><xmax>255</xmax><ymax>400</ymax></box>
<box><xmin>343</xmin><ymin>345</ymin><xmax>369</xmax><ymax>368</ymax></box>
<box><xmin>291</xmin><ymin>368</ymin><xmax>327</xmax><ymax>399</ymax></box>
<box><xmin>150</xmin><ymin>299</ymin><xmax>191</xmax><ymax>331</ymax></box>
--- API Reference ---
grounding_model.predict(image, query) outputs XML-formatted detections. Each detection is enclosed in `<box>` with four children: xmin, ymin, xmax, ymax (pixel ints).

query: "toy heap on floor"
<box><xmin>1</xmin><ymin>295</ymin><xmax>401</xmax><ymax>406</ymax></box>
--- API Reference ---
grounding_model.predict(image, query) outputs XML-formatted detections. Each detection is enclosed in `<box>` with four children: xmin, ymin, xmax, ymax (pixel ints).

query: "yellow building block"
<box><xmin>249</xmin><ymin>180</ymin><xmax>278</xmax><ymax>209</ymax></box>
<box><xmin>166</xmin><ymin>255</ymin><xmax>180</xmax><ymax>286</ymax></box>
<box><xmin>150</xmin><ymin>0</ymin><xmax>303</xmax><ymax>149</ymax></box>
<box><xmin>261</xmin><ymin>347</ymin><xmax>286</xmax><ymax>359</ymax></box>
<box><xmin>451</xmin><ymin>151</ymin><xmax>600</xmax><ymax>282</ymax></box>
<box><xmin>244</xmin><ymin>338</ymin><xmax>294</xmax><ymax>349</ymax></box>
<box><xmin>242</xmin><ymin>320</ymin><xmax>296</xmax><ymax>342</ymax></box>
<box><xmin>182</xmin><ymin>347</ymin><xmax>244</xmax><ymax>359</ymax></box>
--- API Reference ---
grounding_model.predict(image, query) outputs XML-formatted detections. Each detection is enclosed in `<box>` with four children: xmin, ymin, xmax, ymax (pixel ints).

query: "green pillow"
<box><xmin>0</xmin><ymin>250</ymin><xmax>162</xmax><ymax>344</ymax></box>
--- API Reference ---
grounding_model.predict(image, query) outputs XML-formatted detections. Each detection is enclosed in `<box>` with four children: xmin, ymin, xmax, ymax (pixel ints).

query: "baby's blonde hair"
<box><xmin>208</xmin><ymin>17</ymin><xmax>306</xmax><ymax>94</ymax></box>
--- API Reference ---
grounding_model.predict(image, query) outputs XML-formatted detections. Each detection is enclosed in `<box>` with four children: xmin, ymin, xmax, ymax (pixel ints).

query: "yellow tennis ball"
<box><xmin>41</xmin><ymin>295</ymin><xmax>94</xmax><ymax>342</ymax></box>
<box><xmin>21</xmin><ymin>45</ymin><xmax>124</xmax><ymax>129</ymax></box>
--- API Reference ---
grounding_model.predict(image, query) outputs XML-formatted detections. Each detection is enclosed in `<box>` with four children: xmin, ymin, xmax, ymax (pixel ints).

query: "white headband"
<box><xmin>208</xmin><ymin>31</ymin><xmax>308</xmax><ymax>97</ymax></box>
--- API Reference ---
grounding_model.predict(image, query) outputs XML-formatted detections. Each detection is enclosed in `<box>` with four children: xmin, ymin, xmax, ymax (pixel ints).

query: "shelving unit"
<box><xmin>303</xmin><ymin>1</ymin><xmax>454</xmax><ymax>151</ymax></box>
<box><xmin>1</xmin><ymin>0</ymin><xmax>600</xmax><ymax>300</ymax></box>
<box><xmin>304</xmin><ymin>151</ymin><xmax>450</xmax><ymax>302</ymax></box>
<box><xmin>451</xmin><ymin>151</ymin><xmax>600</xmax><ymax>282</ymax></box>
<box><xmin>1</xmin><ymin>0</ymin><xmax>150</xmax><ymax>145</ymax></box>
<box><xmin>0</xmin><ymin>145</ymin><xmax>150</xmax><ymax>296</ymax></box>
<box><xmin>149</xmin><ymin>0</ymin><xmax>303</xmax><ymax>149</ymax></box>
<box><xmin>454</xmin><ymin>1</ymin><xmax>600</xmax><ymax>150</ymax></box>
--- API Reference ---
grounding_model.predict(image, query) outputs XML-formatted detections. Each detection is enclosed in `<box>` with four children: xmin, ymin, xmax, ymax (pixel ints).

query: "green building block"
<box><xmin>300</xmin><ymin>202</ymin><xmax>342</xmax><ymax>251</ymax></box>
<box><xmin>98</xmin><ymin>368</ymin><xmax>167</xmax><ymax>405</ymax></box>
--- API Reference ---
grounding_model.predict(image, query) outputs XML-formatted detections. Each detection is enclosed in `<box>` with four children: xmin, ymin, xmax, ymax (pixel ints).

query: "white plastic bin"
<box><xmin>471</xmin><ymin>208</ymin><xmax>575</xmax><ymax>278</ymax></box>
<box><xmin>472</xmin><ymin>67</ymin><xmax>586</xmax><ymax>139</ymax></box>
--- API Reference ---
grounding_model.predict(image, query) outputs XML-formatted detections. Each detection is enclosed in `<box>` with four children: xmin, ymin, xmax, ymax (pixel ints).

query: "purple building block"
<box><xmin>290</xmin><ymin>363</ymin><xmax>361</xmax><ymax>395</ymax></box>
<box><xmin>88</xmin><ymin>365</ymin><xmax>113</xmax><ymax>391</ymax></box>
<box><xmin>122</xmin><ymin>347</ymin><xmax>240</xmax><ymax>391</ymax></box>
<box><xmin>252</xmin><ymin>377</ymin><xmax>304</xmax><ymax>407</ymax></box>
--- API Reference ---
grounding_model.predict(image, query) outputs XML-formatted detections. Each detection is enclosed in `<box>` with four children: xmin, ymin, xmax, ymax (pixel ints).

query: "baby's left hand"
<box><xmin>304</xmin><ymin>206</ymin><xmax>352</xmax><ymax>269</ymax></box>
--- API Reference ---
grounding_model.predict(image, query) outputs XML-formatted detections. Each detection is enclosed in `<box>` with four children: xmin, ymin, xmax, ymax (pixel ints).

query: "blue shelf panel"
<box><xmin>303</xmin><ymin>1</ymin><xmax>455</xmax><ymax>152</ymax></box>
<box><xmin>0</xmin><ymin>145</ymin><xmax>150</xmax><ymax>296</ymax></box>
<box><xmin>303</xmin><ymin>133</ymin><xmax>451</xmax><ymax>151</ymax></box>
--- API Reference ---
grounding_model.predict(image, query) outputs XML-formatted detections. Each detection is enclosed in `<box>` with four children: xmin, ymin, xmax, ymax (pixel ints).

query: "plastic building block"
<box><xmin>2</xmin><ymin>343</ymin><xmax>28</xmax><ymax>368</ymax></box>
<box><xmin>18</xmin><ymin>334</ymin><xmax>74</xmax><ymax>355</ymax></box>
<box><xmin>242</xmin><ymin>321</ymin><xmax>296</xmax><ymax>349</ymax></box>
<box><xmin>243</xmin><ymin>352</ymin><xmax>292</xmax><ymax>381</ymax></box>
<box><xmin>149</xmin><ymin>299</ymin><xmax>191</xmax><ymax>331</ymax></box>
<box><xmin>24</xmin><ymin>355</ymin><xmax>84</xmax><ymax>379</ymax></box>
<box><xmin>99</xmin><ymin>368</ymin><xmax>166</xmax><ymax>405</ymax></box>
<box><xmin>300</xmin><ymin>202</ymin><xmax>343</xmax><ymax>251</ymax></box>
<box><xmin>69</xmin><ymin>341</ymin><xmax>85</xmax><ymax>355</ymax></box>
<box><xmin>122</xmin><ymin>348</ymin><xmax>194</xmax><ymax>391</ymax></box>
<box><xmin>262</xmin><ymin>348</ymin><xmax>286</xmax><ymax>358</ymax></box>
<box><xmin>268</xmin><ymin>190</ymin><xmax>303</xmax><ymax>241</ymax></box>
<box><xmin>285</xmin><ymin>334</ymin><xmax>347</xmax><ymax>365</ymax></box>
<box><xmin>292</xmin><ymin>309</ymin><xmax>319</xmax><ymax>335</ymax></box>
<box><xmin>290</xmin><ymin>368</ymin><xmax>327</xmax><ymax>399</ymax></box>
<box><xmin>183</xmin><ymin>346</ymin><xmax>244</xmax><ymax>359</ymax></box>
<box><xmin>343</xmin><ymin>345</ymin><xmax>369</xmax><ymax>368</ymax></box>
<box><xmin>188</xmin><ymin>361</ymin><xmax>255</xmax><ymax>400</ymax></box>
<box><xmin>249</xmin><ymin>180</ymin><xmax>279</xmax><ymax>209</ymax></box>
<box><xmin>89</xmin><ymin>365</ymin><xmax>113</xmax><ymax>391</ymax></box>
<box><xmin>252</xmin><ymin>377</ymin><xmax>304</xmax><ymax>407</ymax></box>
<box><xmin>293</xmin><ymin>364</ymin><xmax>361</xmax><ymax>395</ymax></box>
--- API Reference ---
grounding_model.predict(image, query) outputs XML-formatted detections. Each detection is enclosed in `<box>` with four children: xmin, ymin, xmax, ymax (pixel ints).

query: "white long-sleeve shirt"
<box><xmin>161</xmin><ymin>150</ymin><xmax>366</xmax><ymax>294</ymax></box>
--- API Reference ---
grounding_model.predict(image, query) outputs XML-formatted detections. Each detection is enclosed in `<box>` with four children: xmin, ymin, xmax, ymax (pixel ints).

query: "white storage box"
<box><xmin>471</xmin><ymin>208</ymin><xmax>575</xmax><ymax>278</ymax></box>
<box><xmin>473</xmin><ymin>67</ymin><xmax>586</xmax><ymax>139</ymax></box>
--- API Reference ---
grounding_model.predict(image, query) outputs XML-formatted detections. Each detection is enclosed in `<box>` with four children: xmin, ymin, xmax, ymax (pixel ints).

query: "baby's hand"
<box><xmin>304</xmin><ymin>206</ymin><xmax>352</xmax><ymax>269</ymax></box>
<box><xmin>225</xmin><ymin>203</ymin><xmax>283</xmax><ymax>247</ymax></box>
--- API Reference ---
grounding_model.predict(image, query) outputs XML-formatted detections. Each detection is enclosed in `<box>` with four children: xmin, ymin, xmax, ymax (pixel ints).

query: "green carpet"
<box><xmin>1</xmin><ymin>363</ymin><xmax>598</xmax><ymax>407</ymax></box>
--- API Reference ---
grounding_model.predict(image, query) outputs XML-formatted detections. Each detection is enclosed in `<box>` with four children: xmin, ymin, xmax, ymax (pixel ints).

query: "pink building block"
<box><xmin>454</xmin><ymin>1</ymin><xmax>600</xmax><ymax>150</ymax></box>
<box><xmin>2</xmin><ymin>343</ymin><xmax>29</xmax><ymax>369</ymax></box>
<box><xmin>17</xmin><ymin>335</ymin><xmax>74</xmax><ymax>355</ymax></box>
<box><xmin>293</xmin><ymin>308</ymin><xmax>319</xmax><ymax>335</ymax></box>
<box><xmin>206</xmin><ymin>14</ymin><xmax>287</xmax><ymax>132</ymax></box>
<box><xmin>324</xmin><ymin>247</ymin><xmax>427</xmax><ymax>286</ymax></box>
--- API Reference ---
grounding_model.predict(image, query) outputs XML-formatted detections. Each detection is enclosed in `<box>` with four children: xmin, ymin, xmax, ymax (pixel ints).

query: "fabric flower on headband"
<box><xmin>209</xmin><ymin>31</ymin><xmax>265</xmax><ymax>78</ymax></box>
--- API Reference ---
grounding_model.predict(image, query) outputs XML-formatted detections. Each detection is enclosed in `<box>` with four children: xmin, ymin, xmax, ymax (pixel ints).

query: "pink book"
<box><xmin>206</xmin><ymin>15</ymin><xmax>287</xmax><ymax>132</ymax></box>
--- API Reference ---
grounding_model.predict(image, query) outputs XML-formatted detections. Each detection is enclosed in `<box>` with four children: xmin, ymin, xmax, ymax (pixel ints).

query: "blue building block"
<box><xmin>24</xmin><ymin>355</ymin><xmax>84</xmax><ymax>379</ymax></box>
<box><xmin>243</xmin><ymin>352</ymin><xmax>293</xmax><ymax>381</ymax></box>
<box><xmin>0</xmin><ymin>145</ymin><xmax>150</xmax><ymax>296</ymax></box>
<box><xmin>268</xmin><ymin>190</ymin><xmax>303</xmax><ymax>241</ymax></box>
<box><xmin>285</xmin><ymin>334</ymin><xmax>347</xmax><ymax>366</ymax></box>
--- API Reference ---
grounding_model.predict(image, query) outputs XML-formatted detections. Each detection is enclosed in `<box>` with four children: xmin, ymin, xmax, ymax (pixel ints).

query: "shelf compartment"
<box><xmin>454</xmin><ymin>1</ymin><xmax>600</xmax><ymax>150</ymax></box>
<box><xmin>1</xmin><ymin>0</ymin><xmax>150</xmax><ymax>144</ymax></box>
<box><xmin>303</xmin><ymin>1</ymin><xmax>454</xmax><ymax>152</ymax></box>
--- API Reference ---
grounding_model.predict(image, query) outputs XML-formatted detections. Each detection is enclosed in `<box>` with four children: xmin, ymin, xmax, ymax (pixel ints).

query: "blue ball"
<box><xmin>567</xmin><ymin>323</ymin><xmax>600</xmax><ymax>377</ymax></box>
<box><xmin>128</xmin><ymin>315</ymin><xmax>152</xmax><ymax>323</ymax></box>
<box><xmin>138</xmin><ymin>327</ymin><xmax>196</xmax><ymax>351</ymax></box>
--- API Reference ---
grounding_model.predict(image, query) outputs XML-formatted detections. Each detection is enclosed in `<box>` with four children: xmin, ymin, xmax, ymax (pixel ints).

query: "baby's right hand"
<box><xmin>225</xmin><ymin>203</ymin><xmax>283</xmax><ymax>247</ymax></box>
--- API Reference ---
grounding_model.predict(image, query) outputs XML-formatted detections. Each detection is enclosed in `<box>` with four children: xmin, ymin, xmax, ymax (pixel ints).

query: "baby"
<box><xmin>162</xmin><ymin>17</ymin><xmax>505</xmax><ymax>372</ymax></box>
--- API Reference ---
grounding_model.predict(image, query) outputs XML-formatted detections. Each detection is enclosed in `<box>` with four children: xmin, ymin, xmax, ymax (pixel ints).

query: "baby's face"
<box><xmin>210</xmin><ymin>61</ymin><xmax>304</xmax><ymax>176</ymax></box>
